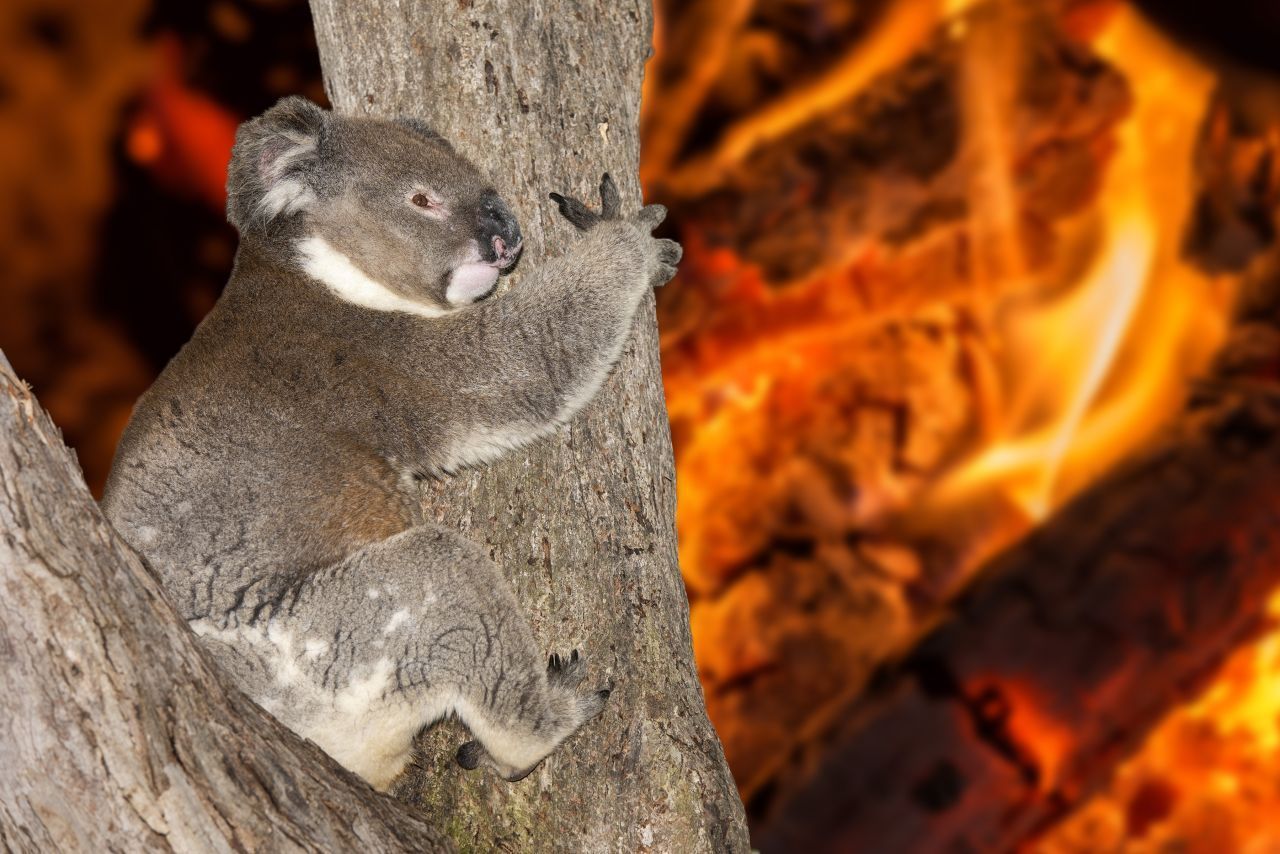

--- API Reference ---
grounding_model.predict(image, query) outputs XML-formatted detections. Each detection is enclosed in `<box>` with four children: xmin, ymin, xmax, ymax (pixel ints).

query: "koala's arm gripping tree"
<box><xmin>432</xmin><ymin>179</ymin><xmax>680</xmax><ymax>465</ymax></box>
<box><xmin>308</xmin><ymin>1</ymin><xmax>750</xmax><ymax>851</ymax></box>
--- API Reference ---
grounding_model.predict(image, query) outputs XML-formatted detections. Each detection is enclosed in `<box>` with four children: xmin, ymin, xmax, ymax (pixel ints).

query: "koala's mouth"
<box><xmin>485</xmin><ymin>235</ymin><xmax>524</xmax><ymax>274</ymax></box>
<box><xmin>445</xmin><ymin>237</ymin><xmax>524</xmax><ymax>305</ymax></box>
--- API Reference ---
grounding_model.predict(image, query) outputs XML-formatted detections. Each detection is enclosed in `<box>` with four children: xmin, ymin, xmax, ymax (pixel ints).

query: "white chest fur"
<box><xmin>296</xmin><ymin>235</ymin><xmax>451</xmax><ymax>319</ymax></box>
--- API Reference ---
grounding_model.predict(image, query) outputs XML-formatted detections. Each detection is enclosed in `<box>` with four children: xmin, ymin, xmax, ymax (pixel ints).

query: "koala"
<box><xmin>100</xmin><ymin>96</ymin><xmax>681</xmax><ymax>790</ymax></box>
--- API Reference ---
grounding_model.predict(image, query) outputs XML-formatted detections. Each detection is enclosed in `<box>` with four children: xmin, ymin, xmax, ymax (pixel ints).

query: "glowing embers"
<box><xmin>1042</xmin><ymin>595</ymin><xmax>1280</xmax><ymax>852</ymax></box>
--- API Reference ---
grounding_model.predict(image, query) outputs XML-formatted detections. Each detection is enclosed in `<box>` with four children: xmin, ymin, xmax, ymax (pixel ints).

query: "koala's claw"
<box><xmin>599</xmin><ymin>173</ymin><xmax>622</xmax><ymax>220</ymax></box>
<box><xmin>547</xmin><ymin>648</ymin><xmax>588</xmax><ymax>689</ymax></box>
<box><xmin>580</xmin><ymin>685</ymin><xmax>613</xmax><ymax>720</ymax></box>
<box><xmin>549</xmin><ymin>191</ymin><xmax>601</xmax><ymax>231</ymax></box>
<box><xmin>656</xmin><ymin>239</ymin><xmax>682</xmax><ymax>265</ymax></box>
<box><xmin>651</xmin><ymin>238</ymin><xmax>682</xmax><ymax>288</ymax></box>
<box><xmin>550</xmin><ymin>173</ymin><xmax>628</xmax><ymax>231</ymax></box>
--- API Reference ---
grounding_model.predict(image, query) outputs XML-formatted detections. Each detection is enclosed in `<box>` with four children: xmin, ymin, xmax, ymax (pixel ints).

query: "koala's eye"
<box><xmin>409</xmin><ymin>191</ymin><xmax>448</xmax><ymax>219</ymax></box>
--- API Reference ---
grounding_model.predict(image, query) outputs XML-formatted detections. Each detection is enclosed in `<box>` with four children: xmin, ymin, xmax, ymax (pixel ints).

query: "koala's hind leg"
<box><xmin>454</xmin><ymin>647</ymin><xmax>612</xmax><ymax>782</ymax></box>
<box><xmin>219</xmin><ymin>524</ymin><xmax>610</xmax><ymax>790</ymax></box>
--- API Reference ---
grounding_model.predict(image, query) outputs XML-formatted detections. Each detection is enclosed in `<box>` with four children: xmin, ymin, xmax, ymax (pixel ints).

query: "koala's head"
<box><xmin>227</xmin><ymin>96</ymin><xmax>522</xmax><ymax>310</ymax></box>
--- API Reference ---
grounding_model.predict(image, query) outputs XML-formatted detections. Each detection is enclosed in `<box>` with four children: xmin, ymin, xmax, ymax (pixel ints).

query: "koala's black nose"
<box><xmin>478</xmin><ymin>191</ymin><xmax>522</xmax><ymax>260</ymax></box>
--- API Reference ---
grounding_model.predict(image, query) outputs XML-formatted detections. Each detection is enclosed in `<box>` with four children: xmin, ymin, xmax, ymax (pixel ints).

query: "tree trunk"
<box><xmin>307</xmin><ymin>2</ymin><xmax>749</xmax><ymax>852</ymax></box>
<box><xmin>0</xmin><ymin>352</ymin><xmax>452</xmax><ymax>852</ymax></box>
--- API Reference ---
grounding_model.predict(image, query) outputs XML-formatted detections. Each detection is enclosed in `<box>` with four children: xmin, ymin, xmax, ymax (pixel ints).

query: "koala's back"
<box><xmin>102</xmin><ymin>269</ymin><xmax>417</xmax><ymax>621</ymax></box>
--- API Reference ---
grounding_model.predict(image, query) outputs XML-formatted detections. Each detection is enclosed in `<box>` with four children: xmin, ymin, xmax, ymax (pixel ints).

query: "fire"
<box><xmin>663</xmin><ymin>3</ymin><xmax>1235</xmax><ymax>595</ymax></box>
<box><xmin>652</xmin><ymin>0</ymin><xmax>1277</xmax><ymax>844</ymax></box>
<box><xmin>938</xmin><ymin>208</ymin><xmax>1156</xmax><ymax>520</ymax></box>
<box><xmin>1196</xmin><ymin>603</ymin><xmax>1280</xmax><ymax>756</ymax></box>
<box><xmin>937</xmin><ymin>6</ymin><xmax>1232</xmax><ymax>526</ymax></box>
<box><xmin>935</xmin><ymin>12</ymin><xmax>1280</xmax><ymax>846</ymax></box>
<box><xmin>953</xmin><ymin>9</ymin><xmax>1280</xmax><ymax>851</ymax></box>
<box><xmin>665</xmin><ymin>0</ymin><xmax>965</xmax><ymax>193</ymax></box>
<box><xmin>1040</xmin><ymin>593</ymin><xmax>1280</xmax><ymax>852</ymax></box>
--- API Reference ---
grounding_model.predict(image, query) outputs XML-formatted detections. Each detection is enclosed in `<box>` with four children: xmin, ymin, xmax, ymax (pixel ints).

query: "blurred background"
<box><xmin>5</xmin><ymin>0</ymin><xmax>1280</xmax><ymax>849</ymax></box>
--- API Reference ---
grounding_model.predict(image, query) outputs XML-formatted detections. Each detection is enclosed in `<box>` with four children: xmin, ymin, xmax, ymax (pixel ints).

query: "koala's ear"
<box><xmin>395</xmin><ymin>117</ymin><xmax>456</xmax><ymax>154</ymax></box>
<box><xmin>226</xmin><ymin>96</ymin><xmax>328</xmax><ymax>231</ymax></box>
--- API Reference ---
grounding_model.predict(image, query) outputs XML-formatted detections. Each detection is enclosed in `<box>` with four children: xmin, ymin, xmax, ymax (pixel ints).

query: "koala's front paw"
<box><xmin>550</xmin><ymin>173</ymin><xmax>683</xmax><ymax>288</ymax></box>
<box><xmin>647</xmin><ymin>233</ymin><xmax>682</xmax><ymax>288</ymax></box>
<box><xmin>630</xmin><ymin>205</ymin><xmax>681</xmax><ymax>288</ymax></box>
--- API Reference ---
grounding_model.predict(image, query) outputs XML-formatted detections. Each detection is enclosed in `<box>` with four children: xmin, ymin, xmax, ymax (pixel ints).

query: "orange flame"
<box><xmin>664</xmin><ymin>0</ymin><xmax>970</xmax><ymax>195</ymax></box>
<box><xmin>1041</xmin><ymin>593</ymin><xmax>1280</xmax><ymax>851</ymax></box>
<box><xmin>935</xmin><ymin>6</ymin><xmax>1232</xmax><ymax>527</ymax></box>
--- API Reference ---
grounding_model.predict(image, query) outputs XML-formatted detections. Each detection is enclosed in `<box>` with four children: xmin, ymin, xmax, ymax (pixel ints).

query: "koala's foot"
<box><xmin>456</xmin><ymin>650</ymin><xmax>612</xmax><ymax>782</ymax></box>
<box><xmin>550</xmin><ymin>173</ymin><xmax>682</xmax><ymax>288</ymax></box>
<box><xmin>547</xmin><ymin>648</ymin><xmax>587</xmax><ymax>688</ymax></box>
<box><xmin>546</xmin><ymin>649</ymin><xmax>611</xmax><ymax>720</ymax></box>
<box><xmin>455</xmin><ymin>739</ymin><xmax>486</xmax><ymax>771</ymax></box>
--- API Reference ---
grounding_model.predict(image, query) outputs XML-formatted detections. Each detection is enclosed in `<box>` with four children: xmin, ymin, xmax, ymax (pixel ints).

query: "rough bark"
<box><xmin>307</xmin><ymin>2</ymin><xmax>749</xmax><ymax>852</ymax></box>
<box><xmin>0</xmin><ymin>351</ymin><xmax>452</xmax><ymax>853</ymax></box>
<box><xmin>754</xmin><ymin>253</ymin><xmax>1280</xmax><ymax>851</ymax></box>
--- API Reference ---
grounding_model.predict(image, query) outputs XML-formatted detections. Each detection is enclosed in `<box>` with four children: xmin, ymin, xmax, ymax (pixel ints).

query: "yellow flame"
<box><xmin>945</xmin><ymin>211</ymin><xmax>1155</xmax><ymax>519</ymax></box>
<box><xmin>1186</xmin><ymin>591</ymin><xmax>1280</xmax><ymax>752</ymax></box>
<box><xmin>936</xmin><ymin>6</ymin><xmax>1228</xmax><ymax>523</ymax></box>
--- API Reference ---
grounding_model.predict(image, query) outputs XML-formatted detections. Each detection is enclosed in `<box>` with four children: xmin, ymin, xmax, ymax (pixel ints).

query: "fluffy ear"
<box><xmin>395</xmin><ymin>117</ymin><xmax>456</xmax><ymax>154</ymax></box>
<box><xmin>226</xmin><ymin>96</ymin><xmax>327</xmax><ymax>230</ymax></box>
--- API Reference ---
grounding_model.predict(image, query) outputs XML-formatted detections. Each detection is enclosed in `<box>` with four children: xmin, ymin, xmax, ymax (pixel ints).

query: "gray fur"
<box><xmin>101</xmin><ymin>97</ymin><xmax>680</xmax><ymax>789</ymax></box>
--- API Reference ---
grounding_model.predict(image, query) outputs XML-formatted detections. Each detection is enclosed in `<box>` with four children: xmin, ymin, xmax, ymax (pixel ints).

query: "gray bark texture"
<box><xmin>0</xmin><ymin>352</ymin><xmax>452</xmax><ymax>853</ymax></box>
<box><xmin>307</xmin><ymin>2</ymin><xmax>749</xmax><ymax>852</ymax></box>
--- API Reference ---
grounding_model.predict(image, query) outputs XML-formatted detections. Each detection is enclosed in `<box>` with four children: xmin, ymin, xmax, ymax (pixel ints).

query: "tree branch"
<box><xmin>0</xmin><ymin>352</ymin><xmax>452</xmax><ymax>852</ymax></box>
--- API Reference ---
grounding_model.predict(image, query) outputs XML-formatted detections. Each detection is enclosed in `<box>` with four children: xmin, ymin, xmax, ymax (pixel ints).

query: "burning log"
<box><xmin>753</xmin><ymin>252</ymin><xmax>1280</xmax><ymax>852</ymax></box>
<box><xmin>655</xmin><ymin>3</ymin><xmax>1131</xmax><ymax>287</ymax></box>
<box><xmin>1184</xmin><ymin>71</ymin><xmax>1280</xmax><ymax>274</ymax></box>
<box><xmin>656</xmin><ymin>4</ymin><xmax>1267</xmax><ymax>826</ymax></box>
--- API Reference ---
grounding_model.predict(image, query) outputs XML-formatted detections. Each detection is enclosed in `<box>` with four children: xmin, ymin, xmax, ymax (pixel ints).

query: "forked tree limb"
<box><xmin>0</xmin><ymin>352</ymin><xmax>452</xmax><ymax>852</ymax></box>
<box><xmin>0</xmin><ymin>2</ymin><xmax>748</xmax><ymax>850</ymax></box>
